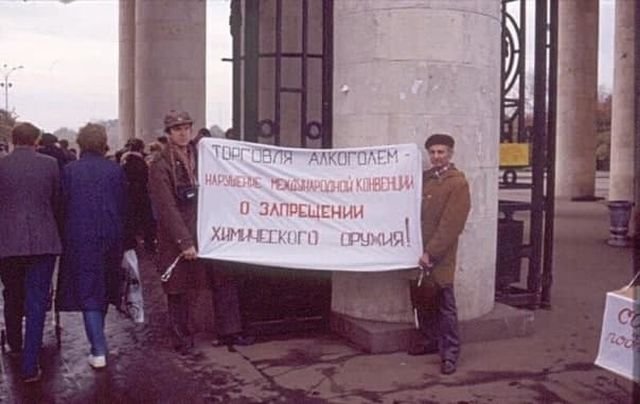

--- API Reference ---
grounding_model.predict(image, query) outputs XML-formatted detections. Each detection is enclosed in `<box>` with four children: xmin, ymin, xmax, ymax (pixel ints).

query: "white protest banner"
<box><xmin>197</xmin><ymin>138</ymin><xmax>423</xmax><ymax>271</ymax></box>
<box><xmin>594</xmin><ymin>281</ymin><xmax>640</xmax><ymax>382</ymax></box>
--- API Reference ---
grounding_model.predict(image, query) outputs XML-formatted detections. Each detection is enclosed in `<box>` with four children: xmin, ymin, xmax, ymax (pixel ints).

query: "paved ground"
<box><xmin>0</xmin><ymin>173</ymin><xmax>636</xmax><ymax>403</ymax></box>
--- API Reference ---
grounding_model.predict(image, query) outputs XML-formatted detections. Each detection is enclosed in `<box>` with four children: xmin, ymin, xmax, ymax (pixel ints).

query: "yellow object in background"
<box><xmin>499</xmin><ymin>143</ymin><xmax>530</xmax><ymax>167</ymax></box>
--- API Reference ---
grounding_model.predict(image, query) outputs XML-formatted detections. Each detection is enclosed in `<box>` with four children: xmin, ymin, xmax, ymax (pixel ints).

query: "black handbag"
<box><xmin>409</xmin><ymin>269</ymin><xmax>439</xmax><ymax>310</ymax></box>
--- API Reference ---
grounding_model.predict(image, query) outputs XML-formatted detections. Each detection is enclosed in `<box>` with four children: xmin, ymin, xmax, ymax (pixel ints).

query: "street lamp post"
<box><xmin>0</xmin><ymin>64</ymin><xmax>24</xmax><ymax>112</ymax></box>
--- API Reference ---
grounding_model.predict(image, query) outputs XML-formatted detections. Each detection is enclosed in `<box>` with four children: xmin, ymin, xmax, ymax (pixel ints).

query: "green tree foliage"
<box><xmin>596</xmin><ymin>92</ymin><xmax>612</xmax><ymax>170</ymax></box>
<box><xmin>0</xmin><ymin>109</ymin><xmax>16</xmax><ymax>144</ymax></box>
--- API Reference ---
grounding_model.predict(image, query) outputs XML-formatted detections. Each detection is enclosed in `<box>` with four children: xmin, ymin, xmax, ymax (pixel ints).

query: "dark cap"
<box><xmin>164</xmin><ymin>110</ymin><xmax>193</xmax><ymax>131</ymax></box>
<box><xmin>125</xmin><ymin>137</ymin><xmax>145</xmax><ymax>152</ymax></box>
<box><xmin>424</xmin><ymin>133</ymin><xmax>454</xmax><ymax>149</ymax></box>
<box><xmin>40</xmin><ymin>132</ymin><xmax>58</xmax><ymax>146</ymax></box>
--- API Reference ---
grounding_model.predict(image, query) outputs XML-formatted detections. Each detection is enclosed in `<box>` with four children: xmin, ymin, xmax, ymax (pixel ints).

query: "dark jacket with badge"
<box><xmin>148</xmin><ymin>143</ymin><xmax>207</xmax><ymax>294</ymax></box>
<box><xmin>421</xmin><ymin>165</ymin><xmax>471</xmax><ymax>286</ymax></box>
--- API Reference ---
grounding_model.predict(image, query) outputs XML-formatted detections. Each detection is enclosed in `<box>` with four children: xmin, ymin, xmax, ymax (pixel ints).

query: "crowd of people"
<box><xmin>0</xmin><ymin>110</ymin><xmax>252</xmax><ymax>383</ymax></box>
<box><xmin>0</xmin><ymin>111</ymin><xmax>470</xmax><ymax>383</ymax></box>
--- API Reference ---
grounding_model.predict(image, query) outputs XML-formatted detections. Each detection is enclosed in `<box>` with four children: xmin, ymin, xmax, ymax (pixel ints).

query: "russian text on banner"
<box><xmin>594</xmin><ymin>274</ymin><xmax>640</xmax><ymax>382</ymax></box>
<box><xmin>197</xmin><ymin>138</ymin><xmax>423</xmax><ymax>271</ymax></box>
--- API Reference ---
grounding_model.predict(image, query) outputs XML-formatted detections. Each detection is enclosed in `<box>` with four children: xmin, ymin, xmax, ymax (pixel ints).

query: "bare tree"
<box><xmin>0</xmin><ymin>109</ymin><xmax>16</xmax><ymax>143</ymax></box>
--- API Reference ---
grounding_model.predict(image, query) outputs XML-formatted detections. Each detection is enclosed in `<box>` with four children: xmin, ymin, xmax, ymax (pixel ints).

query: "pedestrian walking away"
<box><xmin>37</xmin><ymin>132</ymin><xmax>67</xmax><ymax>171</ymax></box>
<box><xmin>0</xmin><ymin>122</ymin><xmax>62</xmax><ymax>382</ymax></box>
<box><xmin>55</xmin><ymin>123</ymin><xmax>127</xmax><ymax>370</ymax></box>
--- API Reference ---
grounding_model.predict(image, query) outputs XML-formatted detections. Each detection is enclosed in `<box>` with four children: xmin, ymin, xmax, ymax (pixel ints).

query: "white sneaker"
<box><xmin>88</xmin><ymin>354</ymin><xmax>106</xmax><ymax>369</ymax></box>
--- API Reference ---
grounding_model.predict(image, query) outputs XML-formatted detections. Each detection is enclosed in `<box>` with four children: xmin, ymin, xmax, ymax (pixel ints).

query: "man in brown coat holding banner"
<box><xmin>149</xmin><ymin>110</ymin><xmax>251</xmax><ymax>355</ymax></box>
<box><xmin>409</xmin><ymin>133</ymin><xmax>471</xmax><ymax>376</ymax></box>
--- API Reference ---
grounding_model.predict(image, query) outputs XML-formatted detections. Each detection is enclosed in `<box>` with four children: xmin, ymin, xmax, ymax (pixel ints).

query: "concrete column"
<box><xmin>119</xmin><ymin>0</ymin><xmax>135</xmax><ymax>147</ymax></box>
<box><xmin>332</xmin><ymin>0</ymin><xmax>501</xmax><ymax>322</ymax></box>
<box><xmin>134</xmin><ymin>0</ymin><xmax>212</xmax><ymax>332</ymax></box>
<box><xmin>609</xmin><ymin>0</ymin><xmax>635</xmax><ymax>202</ymax></box>
<box><xmin>134</xmin><ymin>0</ymin><xmax>206</xmax><ymax>144</ymax></box>
<box><xmin>556</xmin><ymin>0</ymin><xmax>599</xmax><ymax>199</ymax></box>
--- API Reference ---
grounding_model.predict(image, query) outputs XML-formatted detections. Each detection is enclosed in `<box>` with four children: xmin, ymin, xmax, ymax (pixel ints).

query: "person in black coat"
<box><xmin>58</xmin><ymin>139</ymin><xmax>77</xmax><ymax>165</ymax></box>
<box><xmin>55</xmin><ymin>123</ymin><xmax>126</xmax><ymax>369</ymax></box>
<box><xmin>37</xmin><ymin>132</ymin><xmax>67</xmax><ymax>170</ymax></box>
<box><xmin>120</xmin><ymin>138</ymin><xmax>156</xmax><ymax>251</ymax></box>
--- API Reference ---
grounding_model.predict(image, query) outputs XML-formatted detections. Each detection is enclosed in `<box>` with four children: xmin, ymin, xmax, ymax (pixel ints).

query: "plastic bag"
<box><xmin>119</xmin><ymin>249</ymin><xmax>145</xmax><ymax>323</ymax></box>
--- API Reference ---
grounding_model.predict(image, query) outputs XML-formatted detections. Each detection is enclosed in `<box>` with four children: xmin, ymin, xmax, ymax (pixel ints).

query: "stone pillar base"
<box><xmin>331</xmin><ymin>303</ymin><xmax>534</xmax><ymax>354</ymax></box>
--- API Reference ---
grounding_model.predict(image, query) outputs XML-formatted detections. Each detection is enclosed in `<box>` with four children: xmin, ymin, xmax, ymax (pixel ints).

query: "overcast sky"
<box><xmin>518</xmin><ymin>0</ymin><xmax>615</xmax><ymax>93</ymax></box>
<box><xmin>0</xmin><ymin>0</ymin><xmax>233</xmax><ymax>132</ymax></box>
<box><xmin>0</xmin><ymin>0</ymin><xmax>616</xmax><ymax>132</ymax></box>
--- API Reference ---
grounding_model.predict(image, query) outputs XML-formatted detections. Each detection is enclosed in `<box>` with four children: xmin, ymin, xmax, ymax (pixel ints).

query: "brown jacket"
<box><xmin>421</xmin><ymin>165</ymin><xmax>471</xmax><ymax>285</ymax></box>
<box><xmin>148</xmin><ymin>144</ymin><xmax>207</xmax><ymax>294</ymax></box>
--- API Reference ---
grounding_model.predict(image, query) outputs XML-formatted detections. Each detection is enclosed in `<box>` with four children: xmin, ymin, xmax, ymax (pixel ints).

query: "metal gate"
<box><xmin>497</xmin><ymin>0</ymin><xmax>557</xmax><ymax>309</ymax></box>
<box><xmin>227</xmin><ymin>0</ymin><xmax>334</xmax><ymax>335</ymax></box>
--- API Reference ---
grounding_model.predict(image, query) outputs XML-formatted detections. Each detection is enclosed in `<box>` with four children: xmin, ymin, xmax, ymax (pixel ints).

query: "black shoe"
<box><xmin>175</xmin><ymin>344</ymin><xmax>193</xmax><ymax>356</ymax></box>
<box><xmin>170</xmin><ymin>325</ymin><xmax>193</xmax><ymax>355</ymax></box>
<box><xmin>407</xmin><ymin>342</ymin><xmax>438</xmax><ymax>356</ymax></box>
<box><xmin>230</xmin><ymin>335</ymin><xmax>255</xmax><ymax>346</ymax></box>
<box><xmin>441</xmin><ymin>360</ymin><xmax>456</xmax><ymax>375</ymax></box>
<box><xmin>173</xmin><ymin>337</ymin><xmax>194</xmax><ymax>355</ymax></box>
<box><xmin>22</xmin><ymin>368</ymin><xmax>42</xmax><ymax>383</ymax></box>
<box><xmin>214</xmin><ymin>334</ymin><xmax>255</xmax><ymax>347</ymax></box>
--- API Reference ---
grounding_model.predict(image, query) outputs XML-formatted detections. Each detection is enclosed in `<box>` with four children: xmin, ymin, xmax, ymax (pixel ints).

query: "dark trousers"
<box><xmin>167</xmin><ymin>293</ymin><xmax>192</xmax><ymax>350</ymax></box>
<box><xmin>0</xmin><ymin>255</ymin><xmax>56</xmax><ymax>376</ymax></box>
<box><xmin>125</xmin><ymin>211</ymin><xmax>156</xmax><ymax>251</ymax></box>
<box><xmin>416</xmin><ymin>284</ymin><xmax>460</xmax><ymax>363</ymax></box>
<box><xmin>166</xmin><ymin>265</ymin><xmax>243</xmax><ymax>350</ymax></box>
<box><xmin>206</xmin><ymin>264</ymin><xmax>242</xmax><ymax>337</ymax></box>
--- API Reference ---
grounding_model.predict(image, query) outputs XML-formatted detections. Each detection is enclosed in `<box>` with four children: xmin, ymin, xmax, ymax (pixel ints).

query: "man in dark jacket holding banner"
<box><xmin>408</xmin><ymin>133</ymin><xmax>471</xmax><ymax>376</ymax></box>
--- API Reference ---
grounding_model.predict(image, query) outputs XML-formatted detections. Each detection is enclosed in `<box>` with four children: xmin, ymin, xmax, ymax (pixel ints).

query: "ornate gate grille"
<box><xmin>498</xmin><ymin>0</ymin><xmax>558</xmax><ymax>309</ymax></box>
<box><xmin>229</xmin><ymin>0</ymin><xmax>332</xmax><ymax>149</ymax></box>
<box><xmin>227</xmin><ymin>0</ymin><xmax>334</xmax><ymax>335</ymax></box>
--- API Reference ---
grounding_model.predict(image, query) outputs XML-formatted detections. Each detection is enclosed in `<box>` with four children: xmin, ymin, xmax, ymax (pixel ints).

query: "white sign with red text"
<box><xmin>595</xmin><ymin>286</ymin><xmax>640</xmax><ymax>382</ymax></box>
<box><xmin>196</xmin><ymin>138</ymin><xmax>423</xmax><ymax>271</ymax></box>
